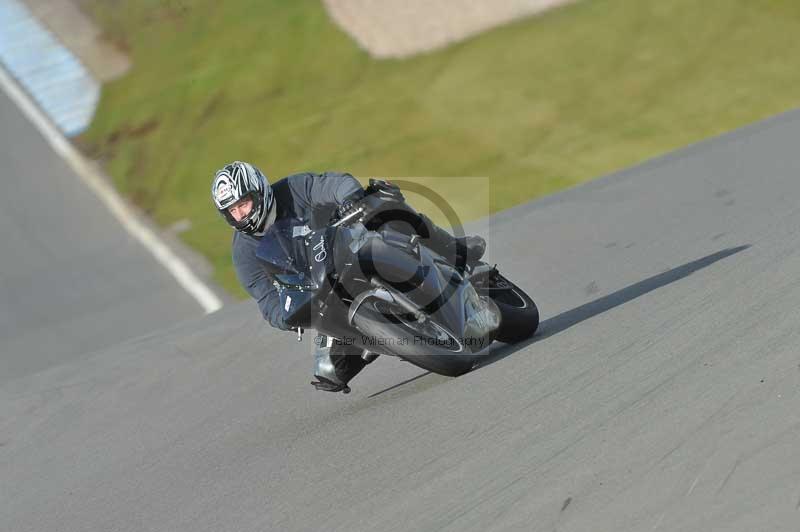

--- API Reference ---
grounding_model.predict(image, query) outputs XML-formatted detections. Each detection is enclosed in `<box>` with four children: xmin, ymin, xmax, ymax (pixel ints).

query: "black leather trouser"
<box><xmin>363</xmin><ymin>198</ymin><xmax>464</xmax><ymax>265</ymax></box>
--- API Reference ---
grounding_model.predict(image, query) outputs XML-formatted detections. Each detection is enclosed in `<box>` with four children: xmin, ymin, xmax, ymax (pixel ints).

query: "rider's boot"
<box><xmin>454</xmin><ymin>235</ymin><xmax>487</xmax><ymax>265</ymax></box>
<box><xmin>417</xmin><ymin>213</ymin><xmax>486</xmax><ymax>266</ymax></box>
<box><xmin>311</xmin><ymin>335</ymin><xmax>377</xmax><ymax>393</ymax></box>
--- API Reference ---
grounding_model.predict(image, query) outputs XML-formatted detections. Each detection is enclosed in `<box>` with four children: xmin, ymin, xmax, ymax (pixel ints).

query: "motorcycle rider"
<box><xmin>211</xmin><ymin>161</ymin><xmax>486</xmax><ymax>393</ymax></box>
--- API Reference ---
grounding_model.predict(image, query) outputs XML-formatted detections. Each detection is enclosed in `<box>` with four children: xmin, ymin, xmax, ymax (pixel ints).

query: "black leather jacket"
<box><xmin>231</xmin><ymin>172</ymin><xmax>363</xmax><ymax>330</ymax></box>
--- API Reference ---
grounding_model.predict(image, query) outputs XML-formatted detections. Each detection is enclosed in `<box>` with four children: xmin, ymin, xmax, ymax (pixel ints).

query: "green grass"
<box><xmin>78</xmin><ymin>0</ymin><xmax>800</xmax><ymax>296</ymax></box>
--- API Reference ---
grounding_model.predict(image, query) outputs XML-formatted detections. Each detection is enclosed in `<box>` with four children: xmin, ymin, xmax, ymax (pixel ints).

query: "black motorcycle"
<box><xmin>256</xmin><ymin>182</ymin><xmax>539</xmax><ymax>377</ymax></box>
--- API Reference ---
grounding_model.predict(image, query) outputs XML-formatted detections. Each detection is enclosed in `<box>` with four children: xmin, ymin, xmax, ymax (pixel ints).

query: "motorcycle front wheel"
<box><xmin>351</xmin><ymin>299</ymin><xmax>476</xmax><ymax>377</ymax></box>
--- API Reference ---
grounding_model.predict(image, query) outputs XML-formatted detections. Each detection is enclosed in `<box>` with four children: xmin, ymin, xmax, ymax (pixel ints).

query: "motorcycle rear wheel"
<box><xmin>474</xmin><ymin>273</ymin><xmax>539</xmax><ymax>344</ymax></box>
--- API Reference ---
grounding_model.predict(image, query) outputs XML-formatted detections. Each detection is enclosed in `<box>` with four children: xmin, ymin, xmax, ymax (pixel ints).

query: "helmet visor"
<box><xmin>227</xmin><ymin>195</ymin><xmax>254</xmax><ymax>221</ymax></box>
<box><xmin>221</xmin><ymin>192</ymin><xmax>260</xmax><ymax>231</ymax></box>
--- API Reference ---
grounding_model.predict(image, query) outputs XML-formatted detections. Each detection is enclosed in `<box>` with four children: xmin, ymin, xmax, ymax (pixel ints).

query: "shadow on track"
<box><xmin>368</xmin><ymin>371</ymin><xmax>433</xmax><ymax>398</ymax></box>
<box><xmin>474</xmin><ymin>245</ymin><xmax>750</xmax><ymax>370</ymax></box>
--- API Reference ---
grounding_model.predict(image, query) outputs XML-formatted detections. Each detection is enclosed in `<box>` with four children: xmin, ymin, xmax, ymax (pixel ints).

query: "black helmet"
<box><xmin>211</xmin><ymin>161</ymin><xmax>274</xmax><ymax>235</ymax></box>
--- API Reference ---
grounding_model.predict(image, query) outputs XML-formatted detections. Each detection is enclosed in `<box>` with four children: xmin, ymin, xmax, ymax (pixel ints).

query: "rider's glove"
<box><xmin>336</xmin><ymin>199</ymin><xmax>361</xmax><ymax>220</ymax></box>
<box><xmin>268</xmin><ymin>310</ymin><xmax>292</xmax><ymax>331</ymax></box>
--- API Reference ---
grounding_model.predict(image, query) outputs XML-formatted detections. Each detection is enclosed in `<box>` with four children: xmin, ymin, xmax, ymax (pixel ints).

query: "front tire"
<box><xmin>351</xmin><ymin>299</ymin><xmax>476</xmax><ymax>377</ymax></box>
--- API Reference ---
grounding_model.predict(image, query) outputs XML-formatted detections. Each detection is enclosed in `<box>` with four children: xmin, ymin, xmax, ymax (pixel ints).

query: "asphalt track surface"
<box><xmin>3</xmin><ymin>109</ymin><xmax>800</xmax><ymax>531</ymax></box>
<box><xmin>0</xmin><ymin>90</ymin><xmax>203</xmax><ymax>384</ymax></box>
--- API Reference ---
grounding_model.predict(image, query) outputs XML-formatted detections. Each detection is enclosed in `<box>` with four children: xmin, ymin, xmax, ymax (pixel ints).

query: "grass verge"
<box><xmin>78</xmin><ymin>0</ymin><xmax>800</xmax><ymax>295</ymax></box>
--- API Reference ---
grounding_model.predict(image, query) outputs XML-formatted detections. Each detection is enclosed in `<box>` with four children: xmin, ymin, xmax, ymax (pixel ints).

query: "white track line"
<box><xmin>0</xmin><ymin>65</ymin><xmax>223</xmax><ymax>314</ymax></box>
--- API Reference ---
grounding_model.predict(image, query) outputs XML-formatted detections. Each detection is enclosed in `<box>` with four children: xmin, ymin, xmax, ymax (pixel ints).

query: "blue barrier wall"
<box><xmin>0</xmin><ymin>0</ymin><xmax>99</xmax><ymax>136</ymax></box>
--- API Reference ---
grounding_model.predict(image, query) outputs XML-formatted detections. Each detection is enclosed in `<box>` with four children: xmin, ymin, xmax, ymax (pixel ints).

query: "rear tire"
<box><xmin>351</xmin><ymin>299</ymin><xmax>476</xmax><ymax>377</ymax></box>
<box><xmin>476</xmin><ymin>274</ymin><xmax>539</xmax><ymax>344</ymax></box>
